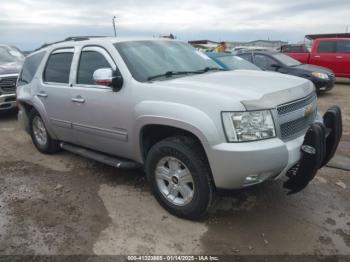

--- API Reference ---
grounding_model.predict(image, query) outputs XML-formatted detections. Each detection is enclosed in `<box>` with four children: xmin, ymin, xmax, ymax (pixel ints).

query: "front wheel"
<box><xmin>145</xmin><ymin>136</ymin><xmax>214</xmax><ymax>220</ymax></box>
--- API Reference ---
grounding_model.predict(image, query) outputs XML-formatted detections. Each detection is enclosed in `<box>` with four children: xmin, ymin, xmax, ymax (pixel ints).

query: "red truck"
<box><xmin>281</xmin><ymin>38</ymin><xmax>350</xmax><ymax>78</ymax></box>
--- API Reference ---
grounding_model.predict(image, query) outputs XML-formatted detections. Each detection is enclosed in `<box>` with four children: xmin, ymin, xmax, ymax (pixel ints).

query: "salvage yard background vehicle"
<box><xmin>0</xmin><ymin>44</ymin><xmax>24</xmax><ymax>112</ymax></box>
<box><xmin>16</xmin><ymin>37</ymin><xmax>342</xmax><ymax>219</ymax></box>
<box><xmin>206</xmin><ymin>52</ymin><xmax>261</xmax><ymax>71</ymax></box>
<box><xmin>282</xmin><ymin>38</ymin><xmax>350</xmax><ymax>78</ymax></box>
<box><xmin>237</xmin><ymin>50</ymin><xmax>336</xmax><ymax>93</ymax></box>
<box><xmin>280</xmin><ymin>44</ymin><xmax>311</xmax><ymax>63</ymax></box>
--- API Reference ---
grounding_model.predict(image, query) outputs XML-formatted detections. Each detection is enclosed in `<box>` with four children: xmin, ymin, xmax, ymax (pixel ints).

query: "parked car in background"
<box><xmin>206</xmin><ymin>52</ymin><xmax>261</xmax><ymax>71</ymax></box>
<box><xmin>280</xmin><ymin>44</ymin><xmax>310</xmax><ymax>64</ymax></box>
<box><xmin>17</xmin><ymin>37</ymin><xmax>341</xmax><ymax>219</ymax></box>
<box><xmin>281</xmin><ymin>38</ymin><xmax>350</xmax><ymax>78</ymax></box>
<box><xmin>237</xmin><ymin>50</ymin><xmax>335</xmax><ymax>92</ymax></box>
<box><xmin>0</xmin><ymin>44</ymin><xmax>25</xmax><ymax>112</ymax></box>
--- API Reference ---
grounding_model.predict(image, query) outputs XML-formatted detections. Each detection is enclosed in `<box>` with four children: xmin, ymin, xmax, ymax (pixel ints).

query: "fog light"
<box><xmin>244</xmin><ymin>175</ymin><xmax>260</xmax><ymax>184</ymax></box>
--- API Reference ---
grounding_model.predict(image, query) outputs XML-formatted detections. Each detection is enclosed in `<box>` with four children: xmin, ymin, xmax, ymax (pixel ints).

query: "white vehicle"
<box><xmin>17</xmin><ymin>37</ymin><xmax>342</xmax><ymax>219</ymax></box>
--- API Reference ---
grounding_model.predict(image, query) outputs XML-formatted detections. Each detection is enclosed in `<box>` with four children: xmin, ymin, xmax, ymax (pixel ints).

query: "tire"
<box><xmin>29</xmin><ymin>109</ymin><xmax>60</xmax><ymax>154</ymax></box>
<box><xmin>145</xmin><ymin>136</ymin><xmax>214</xmax><ymax>220</ymax></box>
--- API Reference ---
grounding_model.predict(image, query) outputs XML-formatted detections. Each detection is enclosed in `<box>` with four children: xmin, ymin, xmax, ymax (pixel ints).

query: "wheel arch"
<box><xmin>18</xmin><ymin>98</ymin><xmax>58</xmax><ymax>139</ymax></box>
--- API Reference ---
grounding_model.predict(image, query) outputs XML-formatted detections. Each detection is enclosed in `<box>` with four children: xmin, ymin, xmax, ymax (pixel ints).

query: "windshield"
<box><xmin>216</xmin><ymin>55</ymin><xmax>261</xmax><ymax>70</ymax></box>
<box><xmin>114</xmin><ymin>41</ymin><xmax>220</xmax><ymax>82</ymax></box>
<box><xmin>0</xmin><ymin>46</ymin><xmax>25</xmax><ymax>63</ymax></box>
<box><xmin>273</xmin><ymin>53</ymin><xmax>301</xmax><ymax>67</ymax></box>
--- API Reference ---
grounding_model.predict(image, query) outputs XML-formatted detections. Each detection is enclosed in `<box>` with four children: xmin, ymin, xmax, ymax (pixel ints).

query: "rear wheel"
<box><xmin>29</xmin><ymin>110</ymin><xmax>60</xmax><ymax>154</ymax></box>
<box><xmin>146</xmin><ymin>136</ymin><xmax>214</xmax><ymax>219</ymax></box>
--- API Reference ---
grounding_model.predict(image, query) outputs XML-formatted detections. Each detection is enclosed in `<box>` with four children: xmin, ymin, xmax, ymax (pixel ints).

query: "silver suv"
<box><xmin>17</xmin><ymin>37</ymin><xmax>342</xmax><ymax>219</ymax></box>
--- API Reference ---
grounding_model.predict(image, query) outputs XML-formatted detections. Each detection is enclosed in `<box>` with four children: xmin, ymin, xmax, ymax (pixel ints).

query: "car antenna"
<box><xmin>112</xmin><ymin>16</ymin><xmax>117</xmax><ymax>37</ymax></box>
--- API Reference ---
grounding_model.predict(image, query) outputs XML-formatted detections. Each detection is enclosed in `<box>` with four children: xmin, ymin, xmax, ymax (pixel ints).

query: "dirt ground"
<box><xmin>0</xmin><ymin>81</ymin><xmax>349</xmax><ymax>256</ymax></box>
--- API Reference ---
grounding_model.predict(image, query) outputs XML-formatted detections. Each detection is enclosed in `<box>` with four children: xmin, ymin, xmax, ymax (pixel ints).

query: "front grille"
<box><xmin>277</xmin><ymin>93</ymin><xmax>317</xmax><ymax>140</ymax></box>
<box><xmin>277</xmin><ymin>93</ymin><xmax>316</xmax><ymax>115</ymax></box>
<box><xmin>280</xmin><ymin>113</ymin><xmax>316</xmax><ymax>139</ymax></box>
<box><xmin>0</xmin><ymin>76</ymin><xmax>18</xmax><ymax>94</ymax></box>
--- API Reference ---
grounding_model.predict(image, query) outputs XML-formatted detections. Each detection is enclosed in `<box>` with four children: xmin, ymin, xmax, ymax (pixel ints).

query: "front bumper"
<box><xmin>207</xmin><ymin>107</ymin><xmax>342</xmax><ymax>190</ymax></box>
<box><xmin>207</xmin><ymin>136</ymin><xmax>304</xmax><ymax>189</ymax></box>
<box><xmin>0</xmin><ymin>94</ymin><xmax>17</xmax><ymax>111</ymax></box>
<box><xmin>313</xmin><ymin>77</ymin><xmax>335</xmax><ymax>92</ymax></box>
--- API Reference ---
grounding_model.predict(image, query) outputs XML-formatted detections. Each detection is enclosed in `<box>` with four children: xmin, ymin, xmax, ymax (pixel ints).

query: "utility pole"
<box><xmin>346</xmin><ymin>25</ymin><xmax>349</xmax><ymax>33</ymax></box>
<box><xmin>112</xmin><ymin>16</ymin><xmax>117</xmax><ymax>37</ymax></box>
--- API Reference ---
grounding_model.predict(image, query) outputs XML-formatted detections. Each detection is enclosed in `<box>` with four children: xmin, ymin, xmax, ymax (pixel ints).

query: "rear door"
<box><xmin>310</xmin><ymin>40</ymin><xmax>337</xmax><ymax>72</ymax></box>
<box><xmin>40</xmin><ymin>48</ymin><xmax>75</xmax><ymax>143</ymax></box>
<box><xmin>69</xmin><ymin>46</ymin><xmax>132</xmax><ymax>158</ymax></box>
<box><xmin>335</xmin><ymin>40</ymin><xmax>350</xmax><ymax>77</ymax></box>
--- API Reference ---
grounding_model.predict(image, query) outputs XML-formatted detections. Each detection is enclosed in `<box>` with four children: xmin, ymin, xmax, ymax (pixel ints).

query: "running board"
<box><xmin>60</xmin><ymin>143</ymin><xmax>142</xmax><ymax>169</ymax></box>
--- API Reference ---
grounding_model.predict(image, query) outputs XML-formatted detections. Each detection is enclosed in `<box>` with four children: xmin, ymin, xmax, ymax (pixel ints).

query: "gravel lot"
<box><xmin>0</xmin><ymin>81</ymin><xmax>349</xmax><ymax>256</ymax></box>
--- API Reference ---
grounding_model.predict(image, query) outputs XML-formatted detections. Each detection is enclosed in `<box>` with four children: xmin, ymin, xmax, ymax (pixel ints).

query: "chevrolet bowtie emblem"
<box><xmin>304</xmin><ymin>104</ymin><xmax>314</xmax><ymax>117</ymax></box>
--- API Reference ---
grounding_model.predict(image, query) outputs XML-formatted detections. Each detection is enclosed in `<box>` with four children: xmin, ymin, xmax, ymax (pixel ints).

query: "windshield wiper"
<box><xmin>147</xmin><ymin>67</ymin><xmax>224</xmax><ymax>81</ymax></box>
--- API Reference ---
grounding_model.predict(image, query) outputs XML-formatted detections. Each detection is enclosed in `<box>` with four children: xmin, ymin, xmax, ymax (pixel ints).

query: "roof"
<box><xmin>33</xmin><ymin>36</ymin><xmax>180</xmax><ymax>53</ymax></box>
<box><xmin>306</xmin><ymin>33</ymin><xmax>350</xmax><ymax>40</ymax></box>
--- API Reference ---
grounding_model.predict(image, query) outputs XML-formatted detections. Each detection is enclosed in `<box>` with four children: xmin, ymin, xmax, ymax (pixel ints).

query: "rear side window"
<box><xmin>283</xmin><ymin>45</ymin><xmax>307</xmax><ymax>53</ymax></box>
<box><xmin>317</xmin><ymin>41</ymin><xmax>336</xmax><ymax>53</ymax></box>
<box><xmin>44</xmin><ymin>52</ymin><xmax>73</xmax><ymax>84</ymax></box>
<box><xmin>18</xmin><ymin>51</ymin><xmax>45</xmax><ymax>86</ymax></box>
<box><xmin>77</xmin><ymin>51</ymin><xmax>111</xmax><ymax>85</ymax></box>
<box><xmin>238</xmin><ymin>53</ymin><xmax>253</xmax><ymax>62</ymax></box>
<box><xmin>253</xmin><ymin>54</ymin><xmax>277</xmax><ymax>71</ymax></box>
<box><xmin>336</xmin><ymin>41</ymin><xmax>350</xmax><ymax>53</ymax></box>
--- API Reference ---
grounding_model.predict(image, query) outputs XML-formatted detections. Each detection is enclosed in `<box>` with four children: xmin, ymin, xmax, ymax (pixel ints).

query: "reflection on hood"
<box><xmin>0</xmin><ymin>61</ymin><xmax>23</xmax><ymax>75</ymax></box>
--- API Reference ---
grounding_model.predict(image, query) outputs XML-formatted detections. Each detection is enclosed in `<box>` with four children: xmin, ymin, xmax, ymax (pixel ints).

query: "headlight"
<box><xmin>311</xmin><ymin>72</ymin><xmax>329</xmax><ymax>80</ymax></box>
<box><xmin>222</xmin><ymin>110</ymin><xmax>276</xmax><ymax>142</ymax></box>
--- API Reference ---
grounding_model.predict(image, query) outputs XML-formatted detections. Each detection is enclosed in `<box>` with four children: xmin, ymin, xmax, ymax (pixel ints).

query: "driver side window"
<box><xmin>77</xmin><ymin>50</ymin><xmax>111</xmax><ymax>85</ymax></box>
<box><xmin>254</xmin><ymin>54</ymin><xmax>277</xmax><ymax>71</ymax></box>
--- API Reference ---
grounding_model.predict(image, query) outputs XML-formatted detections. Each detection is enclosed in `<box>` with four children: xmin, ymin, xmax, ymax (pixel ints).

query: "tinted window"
<box><xmin>77</xmin><ymin>51</ymin><xmax>111</xmax><ymax>85</ymax></box>
<box><xmin>238</xmin><ymin>53</ymin><xmax>253</xmax><ymax>62</ymax></box>
<box><xmin>18</xmin><ymin>51</ymin><xmax>45</xmax><ymax>86</ymax></box>
<box><xmin>336</xmin><ymin>41</ymin><xmax>350</xmax><ymax>53</ymax></box>
<box><xmin>44</xmin><ymin>52</ymin><xmax>73</xmax><ymax>83</ymax></box>
<box><xmin>273</xmin><ymin>53</ymin><xmax>301</xmax><ymax>67</ymax></box>
<box><xmin>282</xmin><ymin>45</ymin><xmax>307</xmax><ymax>53</ymax></box>
<box><xmin>254</xmin><ymin>54</ymin><xmax>278</xmax><ymax>71</ymax></box>
<box><xmin>318</xmin><ymin>41</ymin><xmax>336</xmax><ymax>53</ymax></box>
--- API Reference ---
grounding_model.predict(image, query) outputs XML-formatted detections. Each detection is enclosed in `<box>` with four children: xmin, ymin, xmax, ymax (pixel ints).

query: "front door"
<box><xmin>39</xmin><ymin>48</ymin><xmax>75</xmax><ymax>143</ymax></box>
<box><xmin>70</xmin><ymin>46</ymin><xmax>132</xmax><ymax>158</ymax></box>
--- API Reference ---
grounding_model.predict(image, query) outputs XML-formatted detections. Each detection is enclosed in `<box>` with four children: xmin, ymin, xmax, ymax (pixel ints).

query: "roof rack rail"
<box><xmin>34</xmin><ymin>36</ymin><xmax>108</xmax><ymax>52</ymax></box>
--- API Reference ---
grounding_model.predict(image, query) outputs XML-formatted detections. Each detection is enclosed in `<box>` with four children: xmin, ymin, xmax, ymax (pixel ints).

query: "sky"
<box><xmin>1</xmin><ymin>0</ymin><xmax>349</xmax><ymax>50</ymax></box>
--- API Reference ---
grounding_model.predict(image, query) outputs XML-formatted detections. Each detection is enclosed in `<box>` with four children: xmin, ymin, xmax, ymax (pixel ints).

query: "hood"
<box><xmin>293</xmin><ymin>64</ymin><xmax>333</xmax><ymax>75</ymax></box>
<box><xmin>155</xmin><ymin>70</ymin><xmax>314</xmax><ymax>110</ymax></box>
<box><xmin>0</xmin><ymin>61</ymin><xmax>23</xmax><ymax>75</ymax></box>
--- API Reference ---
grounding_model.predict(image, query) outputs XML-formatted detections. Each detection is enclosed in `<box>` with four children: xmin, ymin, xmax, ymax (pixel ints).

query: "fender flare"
<box><xmin>132</xmin><ymin>101</ymin><xmax>221</xmax><ymax>163</ymax></box>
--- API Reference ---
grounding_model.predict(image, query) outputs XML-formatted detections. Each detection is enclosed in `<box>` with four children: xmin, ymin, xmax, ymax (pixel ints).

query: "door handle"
<box><xmin>37</xmin><ymin>91</ymin><xmax>48</xmax><ymax>98</ymax></box>
<box><xmin>314</xmin><ymin>55</ymin><xmax>321</xmax><ymax>58</ymax></box>
<box><xmin>71</xmin><ymin>97</ymin><xmax>85</xmax><ymax>103</ymax></box>
<box><xmin>336</xmin><ymin>56</ymin><xmax>343</xmax><ymax>59</ymax></box>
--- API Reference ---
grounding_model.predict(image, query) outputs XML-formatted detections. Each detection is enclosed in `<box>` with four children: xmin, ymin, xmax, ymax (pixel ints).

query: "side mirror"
<box><xmin>271</xmin><ymin>63</ymin><xmax>282</xmax><ymax>71</ymax></box>
<box><xmin>93</xmin><ymin>68</ymin><xmax>123</xmax><ymax>91</ymax></box>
